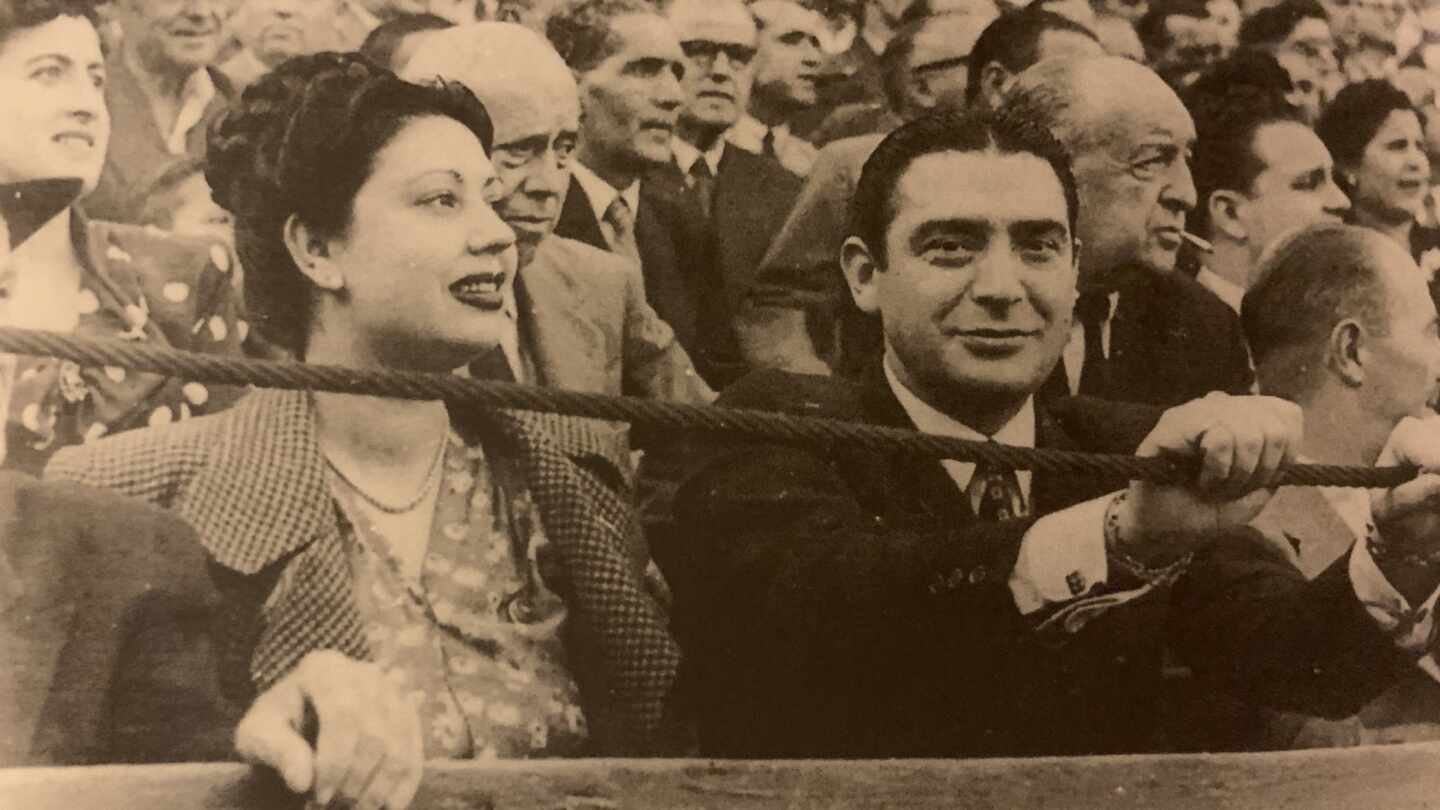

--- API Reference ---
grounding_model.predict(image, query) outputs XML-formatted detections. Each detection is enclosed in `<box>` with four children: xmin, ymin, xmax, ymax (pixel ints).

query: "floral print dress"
<box><xmin>329</xmin><ymin>430</ymin><xmax>589</xmax><ymax>759</ymax></box>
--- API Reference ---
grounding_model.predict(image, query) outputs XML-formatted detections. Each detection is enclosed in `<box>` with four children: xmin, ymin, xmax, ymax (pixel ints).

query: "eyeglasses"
<box><xmin>680</xmin><ymin>40</ymin><xmax>758</xmax><ymax>68</ymax></box>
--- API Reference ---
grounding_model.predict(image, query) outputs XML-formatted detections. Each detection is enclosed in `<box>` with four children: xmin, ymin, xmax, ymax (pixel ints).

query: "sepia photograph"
<box><xmin>2</xmin><ymin>0</ymin><xmax>1440</xmax><ymax>805</ymax></box>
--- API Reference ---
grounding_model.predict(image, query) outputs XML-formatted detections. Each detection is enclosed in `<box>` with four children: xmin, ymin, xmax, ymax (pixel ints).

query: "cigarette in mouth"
<box><xmin>1180</xmin><ymin>231</ymin><xmax>1213</xmax><ymax>253</ymax></box>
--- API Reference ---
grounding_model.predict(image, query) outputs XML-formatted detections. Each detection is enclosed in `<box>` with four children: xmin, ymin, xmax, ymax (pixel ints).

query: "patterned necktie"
<box><xmin>688</xmin><ymin>158</ymin><xmax>715</xmax><ymax>221</ymax></box>
<box><xmin>1076</xmin><ymin>291</ymin><xmax>1113</xmax><ymax>397</ymax></box>
<box><xmin>602</xmin><ymin>196</ymin><xmax>641</xmax><ymax>263</ymax></box>
<box><xmin>966</xmin><ymin>452</ymin><xmax>1029</xmax><ymax>522</ymax></box>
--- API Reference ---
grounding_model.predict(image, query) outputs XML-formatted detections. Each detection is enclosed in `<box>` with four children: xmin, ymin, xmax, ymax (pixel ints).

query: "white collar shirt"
<box><xmin>570</xmin><ymin>160</ymin><xmax>641</xmax><ymax>226</ymax></box>
<box><xmin>884</xmin><ymin>355</ymin><xmax>1035</xmax><ymax>500</ymax></box>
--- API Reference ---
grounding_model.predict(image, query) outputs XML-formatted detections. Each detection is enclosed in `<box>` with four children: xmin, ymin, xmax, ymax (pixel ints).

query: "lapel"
<box><xmin>555</xmin><ymin>175</ymin><xmax>608</xmax><ymax>251</ymax></box>
<box><xmin>174</xmin><ymin>388</ymin><xmax>367</xmax><ymax>693</ymax></box>
<box><xmin>1250</xmin><ymin>486</ymin><xmax>1357</xmax><ymax>580</ymax></box>
<box><xmin>1031</xmin><ymin>405</ymin><xmax>1082</xmax><ymax>516</ymax></box>
<box><xmin>516</xmin><ymin>238</ymin><xmax>611</xmax><ymax>394</ymax></box>
<box><xmin>634</xmin><ymin>180</ymin><xmax>698</xmax><ymax>349</ymax></box>
<box><xmin>857</xmin><ymin>367</ymin><xmax>975</xmax><ymax>528</ymax></box>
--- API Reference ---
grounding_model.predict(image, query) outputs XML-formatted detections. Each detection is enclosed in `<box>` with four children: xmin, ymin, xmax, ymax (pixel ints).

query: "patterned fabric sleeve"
<box><xmin>4</xmin><ymin>223</ymin><xmax>245</xmax><ymax>475</ymax></box>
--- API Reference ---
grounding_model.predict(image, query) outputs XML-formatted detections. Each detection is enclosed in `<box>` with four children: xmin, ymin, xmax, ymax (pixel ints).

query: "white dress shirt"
<box><xmin>569</xmin><ymin>160</ymin><xmax>641</xmax><ymax>227</ymax></box>
<box><xmin>164</xmin><ymin>67</ymin><xmax>217</xmax><ymax>157</ymax></box>
<box><xmin>883</xmin><ymin>357</ymin><xmax>1114</xmax><ymax>618</ymax></box>
<box><xmin>670</xmin><ymin>136</ymin><xmax>725</xmax><ymax>179</ymax></box>
<box><xmin>726</xmin><ymin>115</ymin><xmax>817</xmax><ymax>176</ymax></box>
<box><xmin>1061</xmin><ymin>291</ymin><xmax>1119</xmax><ymax>395</ymax></box>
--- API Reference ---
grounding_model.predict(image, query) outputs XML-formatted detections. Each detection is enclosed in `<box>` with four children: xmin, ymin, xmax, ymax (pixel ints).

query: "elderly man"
<box><xmin>1187</xmin><ymin>67</ymin><xmax>1349</xmax><ymax>314</ymax></box>
<box><xmin>1006</xmin><ymin>56</ymin><xmax>1253</xmax><ymax>407</ymax></box>
<box><xmin>642</xmin><ymin>0</ymin><xmax>803</xmax><ymax>388</ymax></box>
<box><xmin>402</xmin><ymin>23</ymin><xmax>713</xmax><ymax>404</ymax></box>
<box><xmin>1175</xmin><ymin>224</ymin><xmax>1440</xmax><ymax>749</ymax></box>
<box><xmin>667</xmin><ymin>107</ymin><xmax>1307</xmax><ymax>758</ymax></box>
<box><xmin>727</xmin><ymin>0</ymin><xmax>826</xmax><ymax>176</ymax></box>
<box><xmin>85</xmin><ymin>0</ymin><xmax>232</xmax><ymax>223</ymax></box>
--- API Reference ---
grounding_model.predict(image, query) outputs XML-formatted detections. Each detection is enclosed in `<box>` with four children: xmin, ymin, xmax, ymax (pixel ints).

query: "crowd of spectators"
<box><xmin>6</xmin><ymin>0</ymin><xmax>1440</xmax><ymax>804</ymax></box>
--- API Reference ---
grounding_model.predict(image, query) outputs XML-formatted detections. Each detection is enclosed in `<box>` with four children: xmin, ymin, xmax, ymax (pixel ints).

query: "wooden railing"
<box><xmin>6</xmin><ymin>744</ymin><xmax>1440</xmax><ymax>809</ymax></box>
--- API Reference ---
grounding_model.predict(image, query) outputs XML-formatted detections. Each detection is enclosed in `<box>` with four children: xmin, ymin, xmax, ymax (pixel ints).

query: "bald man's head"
<box><xmin>404</xmin><ymin>23</ymin><xmax>581</xmax><ymax>265</ymax></box>
<box><xmin>1007</xmin><ymin>56</ymin><xmax>1198</xmax><ymax>283</ymax></box>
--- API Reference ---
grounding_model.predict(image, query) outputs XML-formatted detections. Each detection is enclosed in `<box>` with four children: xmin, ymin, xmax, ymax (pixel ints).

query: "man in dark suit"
<box><xmin>642</xmin><ymin>0</ymin><xmax>803</xmax><ymax>389</ymax></box>
<box><xmin>546</xmin><ymin>0</ymin><xmax>693</xmax><ymax>350</ymax></box>
<box><xmin>1008</xmin><ymin>56</ymin><xmax>1254</xmax><ymax>407</ymax></box>
<box><xmin>668</xmin><ymin>109</ymin><xmax>1304</xmax><ymax>758</ymax></box>
<box><xmin>1172</xmin><ymin>224</ymin><xmax>1440</xmax><ymax>749</ymax></box>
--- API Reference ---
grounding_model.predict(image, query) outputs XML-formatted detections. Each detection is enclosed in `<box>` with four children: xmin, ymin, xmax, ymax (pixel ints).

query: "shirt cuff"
<box><xmin>1350</xmin><ymin>539</ymin><xmax>1440</xmax><ymax>680</ymax></box>
<box><xmin>1010</xmin><ymin>493</ymin><xmax>1114</xmax><ymax>615</ymax></box>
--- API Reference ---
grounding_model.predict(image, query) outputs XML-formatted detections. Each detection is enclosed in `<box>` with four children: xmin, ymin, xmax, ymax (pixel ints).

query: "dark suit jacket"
<box><xmin>641</xmin><ymin>145</ymin><xmax>803</xmax><ymax>388</ymax></box>
<box><xmin>665</xmin><ymin>368</ymin><xmax>1169</xmax><ymax>758</ymax></box>
<box><xmin>1039</xmin><ymin>268</ymin><xmax>1255</xmax><ymax>408</ymax></box>
<box><xmin>1172</xmin><ymin>529</ymin><xmax>1418</xmax><ymax>728</ymax></box>
<box><xmin>0</xmin><ymin>472</ymin><xmax>236</xmax><ymax>766</ymax></box>
<box><xmin>46</xmin><ymin>388</ymin><xmax>683</xmax><ymax>755</ymax></box>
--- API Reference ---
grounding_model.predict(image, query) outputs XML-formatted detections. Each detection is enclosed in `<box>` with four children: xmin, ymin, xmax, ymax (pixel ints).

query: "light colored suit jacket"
<box><xmin>518</xmin><ymin>235</ymin><xmax>714</xmax><ymax>404</ymax></box>
<box><xmin>46</xmin><ymin>387</ymin><xmax>683</xmax><ymax>754</ymax></box>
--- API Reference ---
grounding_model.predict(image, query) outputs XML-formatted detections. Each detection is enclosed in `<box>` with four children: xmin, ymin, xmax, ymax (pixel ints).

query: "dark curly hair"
<box><xmin>1316</xmin><ymin>79</ymin><xmax>1421</xmax><ymax>197</ymax></box>
<box><xmin>0</xmin><ymin>0</ymin><xmax>97</xmax><ymax>46</ymax></box>
<box><xmin>206</xmin><ymin>52</ymin><xmax>494</xmax><ymax>357</ymax></box>
<box><xmin>850</xmin><ymin>108</ymin><xmax>1079</xmax><ymax>265</ymax></box>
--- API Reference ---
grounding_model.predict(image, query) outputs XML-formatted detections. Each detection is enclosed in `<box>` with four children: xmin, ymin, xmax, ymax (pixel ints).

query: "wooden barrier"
<box><xmin>5</xmin><ymin>744</ymin><xmax>1440</xmax><ymax>809</ymax></box>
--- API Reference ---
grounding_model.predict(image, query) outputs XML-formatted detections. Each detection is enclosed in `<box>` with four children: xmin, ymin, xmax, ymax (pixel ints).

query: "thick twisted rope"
<box><xmin>0</xmin><ymin>326</ymin><xmax>1413</xmax><ymax>488</ymax></box>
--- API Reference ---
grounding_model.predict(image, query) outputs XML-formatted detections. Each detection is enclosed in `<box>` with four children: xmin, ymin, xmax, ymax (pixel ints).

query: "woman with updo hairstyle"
<box><xmin>0</xmin><ymin>0</ymin><xmax>245</xmax><ymax>475</ymax></box>
<box><xmin>48</xmin><ymin>52</ymin><xmax>681</xmax><ymax>805</ymax></box>
<box><xmin>1316</xmin><ymin>78</ymin><xmax>1440</xmax><ymax>271</ymax></box>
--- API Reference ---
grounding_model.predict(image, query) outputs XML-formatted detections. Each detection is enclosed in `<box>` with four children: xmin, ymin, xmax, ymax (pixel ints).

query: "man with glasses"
<box><xmin>647</xmin><ymin>0</ymin><xmax>803</xmax><ymax>388</ymax></box>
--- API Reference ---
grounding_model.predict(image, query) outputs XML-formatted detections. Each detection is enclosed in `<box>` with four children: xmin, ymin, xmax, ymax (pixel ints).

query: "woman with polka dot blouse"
<box><xmin>0</xmin><ymin>0</ymin><xmax>245</xmax><ymax>475</ymax></box>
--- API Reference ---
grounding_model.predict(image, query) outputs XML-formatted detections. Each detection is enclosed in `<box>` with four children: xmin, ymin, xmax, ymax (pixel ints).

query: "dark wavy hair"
<box><xmin>206</xmin><ymin>52</ymin><xmax>494</xmax><ymax>357</ymax></box>
<box><xmin>849</xmin><ymin>108</ymin><xmax>1079</xmax><ymax>265</ymax></box>
<box><xmin>545</xmin><ymin>0</ymin><xmax>655</xmax><ymax>73</ymax></box>
<box><xmin>0</xmin><ymin>0</ymin><xmax>97</xmax><ymax>47</ymax></box>
<box><xmin>1315</xmin><ymin>79</ymin><xmax>1421</xmax><ymax>197</ymax></box>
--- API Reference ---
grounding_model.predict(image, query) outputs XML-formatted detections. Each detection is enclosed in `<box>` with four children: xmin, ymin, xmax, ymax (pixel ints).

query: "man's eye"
<box><xmin>1018</xmin><ymin>238</ymin><xmax>1062</xmax><ymax>258</ymax></box>
<box><xmin>420</xmin><ymin>192</ymin><xmax>460</xmax><ymax>209</ymax></box>
<box><xmin>922</xmin><ymin>237</ymin><xmax>980</xmax><ymax>262</ymax></box>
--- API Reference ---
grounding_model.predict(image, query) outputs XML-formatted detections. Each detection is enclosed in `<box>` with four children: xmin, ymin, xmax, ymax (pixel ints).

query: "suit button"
<box><xmin>968</xmin><ymin>565</ymin><xmax>989</xmax><ymax>584</ymax></box>
<box><xmin>812</xmin><ymin>514</ymin><xmax>841</xmax><ymax>531</ymax></box>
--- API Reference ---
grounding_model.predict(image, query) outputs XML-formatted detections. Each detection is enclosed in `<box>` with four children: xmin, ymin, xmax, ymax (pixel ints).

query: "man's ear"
<box><xmin>841</xmin><ymin>236</ymin><xmax>882</xmax><ymax>314</ymax></box>
<box><xmin>1328</xmin><ymin>318</ymin><xmax>1366</xmax><ymax>387</ymax></box>
<box><xmin>282</xmin><ymin>214</ymin><xmax>344</xmax><ymax>291</ymax></box>
<box><xmin>980</xmin><ymin>61</ymin><xmax>1012</xmax><ymax>111</ymax></box>
<box><xmin>1209</xmin><ymin>189</ymin><xmax>1247</xmax><ymax>243</ymax></box>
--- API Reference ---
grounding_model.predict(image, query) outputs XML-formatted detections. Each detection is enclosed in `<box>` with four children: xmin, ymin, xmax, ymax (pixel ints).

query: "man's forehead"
<box><xmin>669</xmin><ymin>0</ymin><xmax>756</xmax><ymax>41</ymax></box>
<box><xmin>752</xmin><ymin>0</ymin><xmax>823</xmax><ymax>32</ymax></box>
<box><xmin>912</xmin><ymin>12</ymin><xmax>997</xmax><ymax>61</ymax></box>
<box><xmin>892</xmin><ymin>150</ymin><xmax>1070</xmax><ymax>227</ymax></box>
<box><xmin>1252</xmin><ymin>121</ymin><xmax>1330</xmax><ymax>174</ymax></box>
<box><xmin>1081</xmin><ymin>78</ymin><xmax>1195</xmax><ymax>149</ymax></box>
<box><xmin>492</xmin><ymin>92</ymin><xmax>581</xmax><ymax>145</ymax></box>
<box><xmin>610</xmin><ymin>12</ymin><xmax>684</xmax><ymax>58</ymax></box>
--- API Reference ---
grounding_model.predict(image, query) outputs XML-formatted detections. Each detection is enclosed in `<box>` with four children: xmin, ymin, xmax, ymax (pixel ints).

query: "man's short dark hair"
<box><xmin>1136</xmin><ymin>0</ymin><xmax>1210</xmax><ymax>56</ymax></box>
<box><xmin>849</xmin><ymin>108</ymin><xmax>1079</xmax><ymax>264</ymax></box>
<box><xmin>546</xmin><ymin>0</ymin><xmax>657</xmax><ymax>73</ymax></box>
<box><xmin>0</xmin><ymin>0</ymin><xmax>97</xmax><ymax>48</ymax></box>
<box><xmin>1185</xmin><ymin>52</ymin><xmax>1301</xmax><ymax>236</ymax></box>
<box><xmin>357</xmin><ymin>12</ymin><xmax>455</xmax><ymax>71</ymax></box>
<box><xmin>964</xmin><ymin>8</ymin><xmax>1097</xmax><ymax>106</ymax></box>
<box><xmin>1238</xmin><ymin>0</ymin><xmax>1327</xmax><ymax>49</ymax></box>
<box><xmin>1242</xmin><ymin>223</ymin><xmax>1391</xmax><ymax>399</ymax></box>
<box><xmin>1316</xmin><ymin>79</ymin><xmax>1419</xmax><ymax>195</ymax></box>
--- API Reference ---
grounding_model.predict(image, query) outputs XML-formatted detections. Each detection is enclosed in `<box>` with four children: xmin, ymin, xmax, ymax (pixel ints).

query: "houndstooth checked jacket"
<box><xmin>45</xmin><ymin>387</ymin><xmax>682</xmax><ymax>756</ymax></box>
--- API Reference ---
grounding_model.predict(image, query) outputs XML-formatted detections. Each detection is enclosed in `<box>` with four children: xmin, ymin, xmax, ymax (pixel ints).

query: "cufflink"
<box><xmin>1066</xmin><ymin>570</ymin><xmax>1088</xmax><ymax>596</ymax></box>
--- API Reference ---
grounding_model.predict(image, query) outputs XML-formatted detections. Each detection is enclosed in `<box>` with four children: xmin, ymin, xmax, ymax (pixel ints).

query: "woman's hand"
<box><xmin>234</xmin><ymin>650</ymin><xmax>424</xmax><ymax>810</ymax></box>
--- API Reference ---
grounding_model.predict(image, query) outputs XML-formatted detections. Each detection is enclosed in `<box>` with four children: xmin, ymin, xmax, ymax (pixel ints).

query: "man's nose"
<box><xmin>968</xmin><ymin>251</ymin><xmax>1026</xmax><ymax>307</ymax></box>
<box><xmin>522</xmin><ymin>152</ymin><xmax>567</xmax><ymax>197</ymax></box>
<box><xmin>1160</xmin><ymin>161</ymin><xmax>1198</xmax><ymax>213</ymax></box>
<box><xmin>655</xmin><ymin>68</ymin><xmax>684</xmax><ymax>110</ymax></box>
<box><xmin>1323</xmin><ymin>176</ymin><xmax>1352</xmax><ymax>215</ymax></box>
